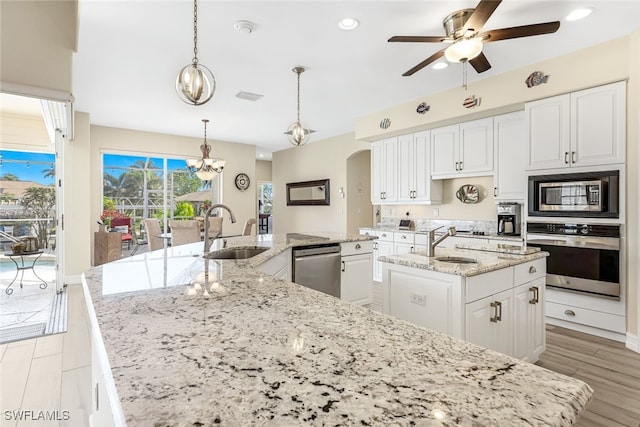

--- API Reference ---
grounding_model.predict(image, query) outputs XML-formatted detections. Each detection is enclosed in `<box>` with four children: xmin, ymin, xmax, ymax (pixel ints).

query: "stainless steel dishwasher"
<box><xmin>292</xmin><ymin>244</ymin><xmax>341</xmax><ymax>297</ymax></box>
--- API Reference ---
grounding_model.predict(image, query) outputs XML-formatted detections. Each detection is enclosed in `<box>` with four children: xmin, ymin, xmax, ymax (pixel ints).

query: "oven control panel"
<box><xmin>527</xmin><ymin>222</ymin><xmax>620</xmax><ymax>238</ymax></box>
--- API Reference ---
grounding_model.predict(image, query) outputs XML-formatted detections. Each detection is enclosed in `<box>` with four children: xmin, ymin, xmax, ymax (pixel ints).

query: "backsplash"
<box><xmin>378</xmin><ymin>217</ymin><xmax>498</xmax><ymax>235</ymax></box>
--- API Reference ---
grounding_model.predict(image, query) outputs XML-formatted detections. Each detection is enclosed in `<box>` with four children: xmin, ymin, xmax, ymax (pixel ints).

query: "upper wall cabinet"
<box><xmin>494</xmin><ymin>111</ymin><xmax>526</xmax><ymax>202</ymax></box>
<box><xmin>371</xmin><ymin>138</ymin><xmax>397</xmax><ymax>203</ymax></box>
<box><xmin>372</xmin><ymin>132</ymin><xmax>443</xmax><ymax>205</ymax></box>
<box><xmin>525</xmin><ymin>81</ymin><xmax>626</xmax><ymax>171</ymax></box>
<box><xmin>431</xmin><ymin>117</ymin><xmax>494</xmax><ymax>179</ymax></box>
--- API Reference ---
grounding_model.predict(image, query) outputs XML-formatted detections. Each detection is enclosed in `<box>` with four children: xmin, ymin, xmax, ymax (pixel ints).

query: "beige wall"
<box><xmin>256</xmin><ymin>160</ymin><xmax>272</xmax><ymax>182</ymax></box>
<box><xmin>381</xmin><ymin>176</ymin><xmax>498</xmax><ymax>222</ymax></box>
<box><xmin>0</xmin><ymin>1</ymin><xmax>76</xmax><ymax>93</ymax></box>
<box><xmin>357</xmin><ymin>34</ymin><xmax>640</xmax><ymax>338</ymax></box>
<box><xmin>272</xmin><ymin>133</ymin><xmax>370</xmax><ymax>234</ymax></box>
<box><xmin>89</xmin><ymin>125</ymin><xmax>257</xmax><ymax>247</ymax></box>
<box><xmin>346</xmin><ymin>151</ymin><xmax>373</xmax><ymax>234</ymax></box>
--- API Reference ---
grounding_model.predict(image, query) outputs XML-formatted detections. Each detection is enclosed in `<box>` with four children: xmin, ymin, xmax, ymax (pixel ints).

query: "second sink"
<box><xmin>435</xmin><ymin>256</ymin><xmax>478</xmax><ymax>264</ymax></box>
<box><xmin>204</xmin><ymin>246</ymin><xmax>269</xmax><ymax>260</ymax></box>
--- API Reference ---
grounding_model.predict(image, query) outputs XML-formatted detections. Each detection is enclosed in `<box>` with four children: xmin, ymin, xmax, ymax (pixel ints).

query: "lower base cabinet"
<box><xmin>382</xmin><ymin>258</ymin><xmax>546</xmax><ymax>362</ymax></box>
<box><xmin>340</xmin><ymin>241</ymin><xmax>373</xmax><ymax>305</ymax></box>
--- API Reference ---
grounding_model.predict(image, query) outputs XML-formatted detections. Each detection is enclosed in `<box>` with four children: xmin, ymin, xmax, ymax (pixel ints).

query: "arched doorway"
<box><xmin>346</xmin><ymin>150</ymin><xmax>373</xmax><ymax>234</ymax></box>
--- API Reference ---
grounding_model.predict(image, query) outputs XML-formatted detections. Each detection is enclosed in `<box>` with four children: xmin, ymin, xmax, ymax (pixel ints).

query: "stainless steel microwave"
<box><xmin>528</xmin><ymin>170</ymin><xmax>619</xmax><ymax>218</ymax></box>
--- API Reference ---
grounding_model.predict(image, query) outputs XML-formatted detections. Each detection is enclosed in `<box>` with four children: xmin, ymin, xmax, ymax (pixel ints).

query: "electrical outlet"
<box><xmin>433</xmin><ymin>208</ymin><xmax>439</xmax><ymax>217</ymax></box>
<box><xmin>409</xmin><ymin>293</ymin><xmax>426</xmax><ymax>306</ymax></box>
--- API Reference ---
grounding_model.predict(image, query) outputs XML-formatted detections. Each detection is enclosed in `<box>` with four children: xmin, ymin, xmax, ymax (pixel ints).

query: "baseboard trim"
<box><xmin>546</xmin><ymin>317</ymin><xmax>626</xmax><ymax>343</ymax></box>
<box><xmin>626</xmin><ymin>332</ymin><xmax>639</xmax><ymax>353</ymax></box>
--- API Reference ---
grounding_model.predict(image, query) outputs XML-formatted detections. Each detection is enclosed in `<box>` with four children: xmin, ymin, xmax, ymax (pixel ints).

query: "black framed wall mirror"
<box><xmin>286</xmin><ymin>179</ymin><xmax>330</xmax><ymax>206</ymax></box>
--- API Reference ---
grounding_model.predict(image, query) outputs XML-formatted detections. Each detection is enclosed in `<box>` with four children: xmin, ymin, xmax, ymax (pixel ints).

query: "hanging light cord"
<box><xmin>192</xmin><ymin>0</ymin><xmax>199</xmax><ymax>65</ymax></box>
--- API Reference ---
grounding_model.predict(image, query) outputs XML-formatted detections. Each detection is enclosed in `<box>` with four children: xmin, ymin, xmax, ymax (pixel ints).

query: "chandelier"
<box><xmin>175</xmin><ymin>0</ymin><xmax>215</xmax><ymax>105</ymax></box>
<box><xmin>284</xmin><ymin>66</ymin><xmax>314</xmax><ymax>146</ymax></box>
<box><xmin>186</xmin><ymin>119</ymin><xmax>225</xmax><ymax>181</ymax></box>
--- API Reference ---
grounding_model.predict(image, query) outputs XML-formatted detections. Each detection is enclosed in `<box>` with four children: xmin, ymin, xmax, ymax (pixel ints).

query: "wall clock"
<box><xmin>235</xmin><ymin>173</ymin><xmax>250</xmax><ymax>191</ymax></box>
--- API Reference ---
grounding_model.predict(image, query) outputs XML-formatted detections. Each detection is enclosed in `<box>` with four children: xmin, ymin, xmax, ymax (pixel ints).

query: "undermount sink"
<box><xmin>203</xmin><ymin>246</ymin><xmax>269</xmax><ymax>260</ymax></box>
<box><xmin>435</xmin><ymin>256</ymin><xmax>478</xmax><ymax>264</ymax></box>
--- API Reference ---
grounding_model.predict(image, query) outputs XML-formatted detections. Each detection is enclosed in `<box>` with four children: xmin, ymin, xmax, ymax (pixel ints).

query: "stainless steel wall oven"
<box><xmin>527</xmin><ymin>223</ymin><xmax>620</xmax><ymax>299</ymax></box>
<box><xmin>528</xmin><ymin>170</ymin><xmax>619</xmax><ymax>218</ymax></box>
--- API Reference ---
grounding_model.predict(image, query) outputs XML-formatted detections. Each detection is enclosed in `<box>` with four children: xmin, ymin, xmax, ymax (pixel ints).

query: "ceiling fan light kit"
<box><xmin>176</xmin><ymin>0</ymin><xmax>216</xmax><ymax>105</ymax></box>
<box><xmin>389</xmin><ymin>0</ymin><xmax>560</xmax><ymax>76</ymax></box>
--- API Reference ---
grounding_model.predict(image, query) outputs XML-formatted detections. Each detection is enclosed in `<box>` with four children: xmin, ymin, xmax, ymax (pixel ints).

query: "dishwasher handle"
<box><xmin>293</xmin><ymin>245</ymin><xmax>341</xmax><ymax>257</ymax></box>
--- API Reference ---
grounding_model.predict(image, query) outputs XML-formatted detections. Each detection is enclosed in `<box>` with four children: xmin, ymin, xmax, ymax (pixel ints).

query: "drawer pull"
<box><xmin>529</xmin><ymin>266</ymin><xmax>537</xmax><ymax>274</ymax></box>
<box><xmin>490</xmin><ymin>301</ymin><xmax>502</xmax><ymax>323</ymax></box>
<box><xmin>529</xmin><ymin>286</ymin><xmax>539</xmax><ymax>304</ymax></box>
<box><xmin>381</xmin><ymin>233</ymin><xmax>387</xmax><ymax>238</ymax></box>
<box><xmin>564</xmin><ymin>310</ymin><xmax>576</xmax><ymax>316</ymax></box>
<box><xmin>401</xmin><ymin>235</ymin><xmax>406</xmax><ymax>239</ymax></box>
<box><xmin>355</xmin><ymin>243</ymin><xmax>361</xmax><ymax>249</ymax></box>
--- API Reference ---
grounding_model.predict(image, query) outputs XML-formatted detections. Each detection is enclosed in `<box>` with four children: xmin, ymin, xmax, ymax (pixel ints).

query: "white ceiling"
<box><xmin>15</xmin><ymin>1</ymin><xmax>640</xmax><ymax>160</ymax></box>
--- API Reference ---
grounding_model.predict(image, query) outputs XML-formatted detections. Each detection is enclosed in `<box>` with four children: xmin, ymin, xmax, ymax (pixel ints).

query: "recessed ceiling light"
<box><xmin>432</xmin><ymin>62</ymin><xmax>448</xmax><ymax>70</ymax></box>
<box><xmin>338</xmin><ymin>18</ymin><xmax>360</xmax><ymax>30</ymax></box>
<box><xmin>566</xmin><ymin>8</ymin><xmax>592</xmax><ymax>21</ymax></box>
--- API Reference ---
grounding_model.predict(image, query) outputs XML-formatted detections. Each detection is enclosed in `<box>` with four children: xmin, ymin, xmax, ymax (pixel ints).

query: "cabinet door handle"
<box><xmin>341</xmin><ymin>261</ymin><xmax>345</xmax><ymax>272</ymax></box>
<box><xmin>455</xmin><ymin>162</ymin><xmax>459</xmax><ymax>171</ymax></box>
<box><xmin>529</xmin><ymin>266</ymin><xmax>537</xmax><ymax>274</ymax></box>
<box><xmin>564</xmin><ymin>152</ymin><xmax>569</xmax><ymax>164</ymax></box>
<box><xmin>490</xmin><ymin>301</ymin><xmax>502</xmax><ymax>322</ymax></box>
<box><xmin>529</xmin><ymin>286</ymin><xmax>539</xmax><ymax>304</ymax></box>
<box><xmin>355</xmin><ymin>243</ymin><xmax>361</xmax><ymax>250</ymax></box>
<box><xmin>564</xmin><ymin>310</ymin><xmax>576</xmax><ymax>316</ymax></box>
<box><xmin>572</xmin><ymin>151</ymin><xmax>577</xmax><ymax>164</ymax></box>
<box><xmin>493</xmin><ymin>187</ymin><xmax>497</xmax><ymax>197</ymax></box>
<box><xmin>459</xmin><ymin>161</ymin><xmax>463</xmax><ymax>171</ymax></box>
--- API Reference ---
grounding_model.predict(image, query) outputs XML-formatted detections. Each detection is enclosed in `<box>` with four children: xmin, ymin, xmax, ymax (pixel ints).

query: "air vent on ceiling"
<box><xmin>236</xmin><ymin>91</ymin><xmax>264</xmax><ymax>102</ymax></box>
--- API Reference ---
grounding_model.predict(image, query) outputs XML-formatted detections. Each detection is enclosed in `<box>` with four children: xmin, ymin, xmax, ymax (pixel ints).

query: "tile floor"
<box><xmin>0</xmin><ymin>283</ymin><xmax>91</xmax><ymax>427</ymax></box>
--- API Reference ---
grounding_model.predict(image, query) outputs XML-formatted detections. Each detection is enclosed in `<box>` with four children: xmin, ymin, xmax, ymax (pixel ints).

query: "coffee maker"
<box><xmin>497</xmin><ymin>203</ymin><xmax>521</xmax><ymax>236</ymax></box>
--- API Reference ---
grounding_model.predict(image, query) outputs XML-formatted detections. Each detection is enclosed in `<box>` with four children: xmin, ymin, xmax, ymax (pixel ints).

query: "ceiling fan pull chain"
<box><xmin>462</xmin><ymin>61</ymin><xmax>468</xmax><ymax>90</ymax></box>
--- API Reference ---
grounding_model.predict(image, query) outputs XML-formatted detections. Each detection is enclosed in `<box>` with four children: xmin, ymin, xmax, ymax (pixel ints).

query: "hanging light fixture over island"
<box><xmin>284</xmin><ymin>66</ymin><xmax>314</xmax><ymax>146</ymax></box>
<box><xmin>186</xmin><ymin>119</ymin><xmax>225</xmax><ymax>181</ymax></box>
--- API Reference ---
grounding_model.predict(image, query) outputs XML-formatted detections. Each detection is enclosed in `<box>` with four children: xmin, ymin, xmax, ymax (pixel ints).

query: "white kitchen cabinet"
<box><xmin>382</xmin><ymin>264</ymin><xmax>463</xmax><ymax>337</ymax></box>
<box><xmin>493</xmin><ymin>111</ymin><xmax>526</xmax><ymax>202</ymax></box>
<box><xmin>513</xmin><ymin>277</ymin><xmax>545</xmax><ymax>362</ymax></box>
<box><xmin>372</xmin><ymin>231</ymin><xmax>394</xmax><ymax>282</ymax></box>
<box><xmin>466</xmin><ymin>288</ymin><xmax>514</xmax><ymax>356</ymax></box>
<box><xmin>526</xmin><ymin>81</ymin><xmax>626</xmax><ymax>171</ymax></box>
<box><xmin>398</xmin><ymin>131</ymin><xmax>443</xmax><ymax>204</ymax></box>
<box><xmin>393</xmin><ymin>231</ymin><xmax>414</xmax><ymax>255</ymax></box>
<box><xmin>340</xmin><ymin>241</ymin><xmax>373</xmax><ymax>306</ymax></box>
<box><xmin>256</xmin><ymin>248</ymin><xmax>291</xmax><ymax>282</ymax></box>
<box><xmin>371</xmin><ymin>138</ymin><xmax>397</xmax><ymax>203</ymax></box>
<box><xmin>431</xmin><ymin>118</ymin><xmax>494</xmax><ymax>179</ymax></box>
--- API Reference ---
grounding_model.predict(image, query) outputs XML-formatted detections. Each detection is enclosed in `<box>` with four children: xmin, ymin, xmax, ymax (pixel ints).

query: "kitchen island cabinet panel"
<box><xmin>465</xmin><ymin>288</ymin><xmax>514</xmax><ymax>357</ymax></box>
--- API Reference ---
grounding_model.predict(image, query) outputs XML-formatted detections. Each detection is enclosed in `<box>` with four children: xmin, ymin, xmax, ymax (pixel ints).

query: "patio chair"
<box><xmin>168</xmin><ymin>220</ymin><xmax>201</xmax><ymax>246</ymax></box>
<box><xmin>143</xmin><ymin>218</ymin><xmax>164</xmax><ymax>252</ymax></box>
<box><xmin>242</xmin><ymin>218</ymin><xmax>256</xmax><ymax>236</ymax></box>
<box><xmin>110</xmin><ymin>217</ymin><xmax>133</xmax><ymax>249</ymax></box>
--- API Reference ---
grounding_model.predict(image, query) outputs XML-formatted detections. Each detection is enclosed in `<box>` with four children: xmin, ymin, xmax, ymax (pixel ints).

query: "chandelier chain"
<box><xmin>296</xmin><ymin>70</ymin><xmax>301</xmax><ymax>122</ymax></box>
<box><xmin>192</xmin><ymin>0</ymin><xmax>199</xmax><ymax>64</ymax></box>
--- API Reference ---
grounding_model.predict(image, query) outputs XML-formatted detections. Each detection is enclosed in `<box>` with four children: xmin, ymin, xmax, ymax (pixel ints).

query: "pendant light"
<box><xmin>186</xmin><ymin>119</ymin><xmax>225</xmax><ymax>181</ymax></box>
<box><xmin>284</xmin><ymin>66</ymin><xmax>314</xmax><ymax>146</ymax></box>
<box><xmin>176</xmin><ymin>0</ymin><xmax>215</xmax><ymax>105</ymax></box>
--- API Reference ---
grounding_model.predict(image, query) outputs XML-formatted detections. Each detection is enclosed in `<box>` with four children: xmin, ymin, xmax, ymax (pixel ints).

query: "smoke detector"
<box><xmin>233</xmin><ymin>20</ymin><xmax>256</xmax><ymax>35</ymax></box>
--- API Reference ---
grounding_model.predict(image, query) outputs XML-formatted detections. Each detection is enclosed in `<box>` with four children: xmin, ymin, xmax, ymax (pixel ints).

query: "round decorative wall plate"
<box><xmin>235</xmin><ymin>173</ymin><xmax>250</xmax><ymax>191</ymax></box>
<box><xmin>456</xmin><ymin>184</ymin><xmax>480</xmax><ymax>204</ymax></box>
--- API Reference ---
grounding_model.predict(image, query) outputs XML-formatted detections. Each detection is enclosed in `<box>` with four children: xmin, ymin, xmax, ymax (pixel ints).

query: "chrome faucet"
<box><xmin>203</xmin><ymin>204</ymin><xmax>236</xmax><ymax>252</ymax></box>
<box><xmin>426</xmin><ymin>226</ymin><xmax>456</xmax><ymax>257</ymax></box>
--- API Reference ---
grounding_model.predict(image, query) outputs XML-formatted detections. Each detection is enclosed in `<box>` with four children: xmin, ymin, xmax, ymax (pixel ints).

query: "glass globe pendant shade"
<box><xmin>195</xmin><ymin>169</ymin><xmax>216</xmax><ymax>181</ymax></box>
<box><xmin>176</xmin><ymin>63</ymin><xmax>216</xmax><ymax>105</ymax></box>
<box><xmin>286</xmin><ymin>121</ymin><xmax>311</xmax><ymax>146</ymax></box>
<box><xmin>444</xmin><ymin>37</ymin><xmax>483</xmax><ymax>63</ymax></box>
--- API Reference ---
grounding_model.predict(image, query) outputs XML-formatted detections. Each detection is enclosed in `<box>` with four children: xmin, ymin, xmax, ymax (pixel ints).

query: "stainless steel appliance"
<box><xmin>292</xmin><ymin>244</ymin><xmax>341</xmax><ymax>297</ymax></box>
<box><xmin>528</xmin><ymin>170</ymin><xmax>619</xmax><ymax>218</ymax></box>
<box><xmin>497</xmin><ymin>203</ymin><xmax>521</xmax><ymax>236</ymax></box>
<box><xmin>527</xmin><ymin>222</ymin><xmax>620</xmax><ymax>299</ymax></box>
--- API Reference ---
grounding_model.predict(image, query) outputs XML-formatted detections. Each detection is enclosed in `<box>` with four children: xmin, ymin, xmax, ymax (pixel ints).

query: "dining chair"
<box><xmin>143</xmin><ymin>218</ymin><xmax>164</xmax><ymax>252</ymax></box>
<box><xmin>110</xmin><ymin>216</ymin><xmax>133</xmax><ymax>249</ymax></box>
<box><xmin>168</xmin><ymin>220</ymin><xmax>201</xmax><ymax>246</ymax></box>
<box><xmin>242</xmin><ymin>218</ymin><xmax>256</xmax><ymax>236</ymax></box>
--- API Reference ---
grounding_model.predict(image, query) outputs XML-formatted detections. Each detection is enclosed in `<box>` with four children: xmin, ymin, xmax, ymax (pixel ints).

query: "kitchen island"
<box><xmin>82</xmin><ymin>232</ymin><xmax>592</xmax><ymax>426</ymax></box>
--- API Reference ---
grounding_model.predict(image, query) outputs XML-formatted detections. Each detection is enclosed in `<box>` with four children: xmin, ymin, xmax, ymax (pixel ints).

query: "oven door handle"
<box><xmin>527</xmin><ymin>236</ymin><xmax>619</xmax><ymax>251</ymax></box>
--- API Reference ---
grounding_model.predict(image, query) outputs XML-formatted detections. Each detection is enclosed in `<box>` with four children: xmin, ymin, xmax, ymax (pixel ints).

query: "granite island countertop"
<box><xmin>378</xmin><ymin>246</ymin><xmax>548</xmax><ymax>277</ymax></box>
<box><xmin>82</xmin><ymin>232</ymin><xmax>591</xmax><ymax>426</ymax></box>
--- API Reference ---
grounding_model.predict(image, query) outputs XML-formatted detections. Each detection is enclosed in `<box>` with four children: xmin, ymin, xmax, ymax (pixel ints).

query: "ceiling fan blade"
<box><xmin>463</xmin><ymin>0</ymin><xmax>502</xmax><ymax>33</ymax></box>
<box><xmin>402</xmin><ymin>49</ymin><xmax>446</xmax><ymax>76</ymax></box>
<box><xmin>482</xmin><ymin>21</ymin><xmax>560</xmax><ymax>42</ymax></box>
<box><xmin>388</xmin><ymin>35</ymin><xmax>448</xmax><ymax>43</ymax></box>
<box><xmin>469</xmin><ymin>52</ymin><xmax>491</xmax><ymax>73</ymax></box>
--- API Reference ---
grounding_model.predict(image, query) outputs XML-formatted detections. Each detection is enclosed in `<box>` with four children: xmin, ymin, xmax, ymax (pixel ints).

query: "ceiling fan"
<box><xmin>389</xmin><ymin>0</ymin><xmax>560</xmax><ymax>76</ymax></box>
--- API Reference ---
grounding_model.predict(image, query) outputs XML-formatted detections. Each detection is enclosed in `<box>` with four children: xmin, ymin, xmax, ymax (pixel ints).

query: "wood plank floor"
<box><xmin>536</xmin><ymin>324</ymin><xmax>640</xmax><ymax>427</ymax></box>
